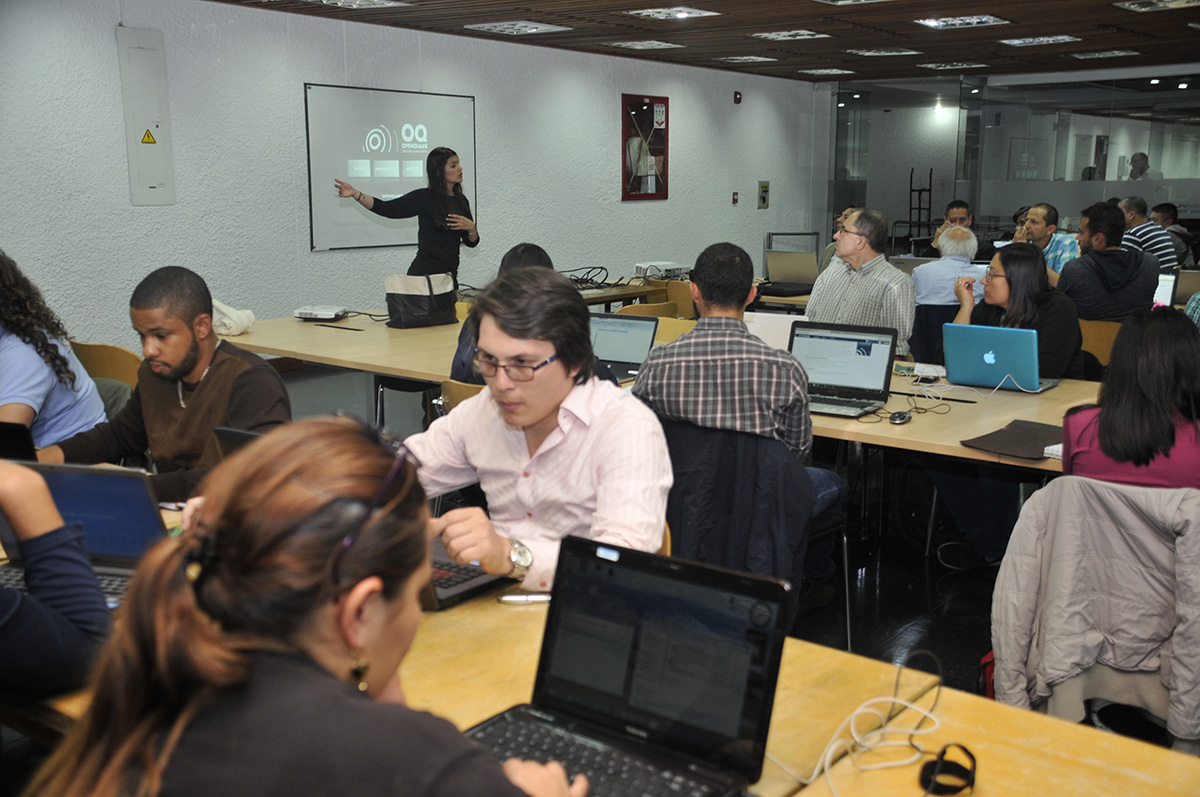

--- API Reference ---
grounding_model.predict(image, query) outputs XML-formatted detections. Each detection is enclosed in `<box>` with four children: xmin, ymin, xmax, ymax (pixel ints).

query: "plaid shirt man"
<box><xmin>632</xmin><ymin>317</ymin><xmax>811</xmax><ymax>459</ymax></box>
<box><xmin>805</xmin><ymin>254</ymin><xmax>915</xmax><ymax>356</ymax></box>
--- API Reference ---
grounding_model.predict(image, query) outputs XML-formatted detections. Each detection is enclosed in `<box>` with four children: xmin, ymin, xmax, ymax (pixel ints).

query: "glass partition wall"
<box><xmin>829</xmin><ymin>69</ymin><xmax>1200</xmax><ymax>257</ymax></box>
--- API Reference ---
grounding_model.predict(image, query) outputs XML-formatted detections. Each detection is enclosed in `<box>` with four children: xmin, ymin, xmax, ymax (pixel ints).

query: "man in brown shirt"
<box><xmin>38</xmin><ymin>267</ymin><xmax>290</xmax><ymax>501</ymax></box>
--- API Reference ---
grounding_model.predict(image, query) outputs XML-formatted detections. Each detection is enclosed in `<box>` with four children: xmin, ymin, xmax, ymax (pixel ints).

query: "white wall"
<box><xmin>863</xmin><ymin>104</ymin><xmax>960</xmax><ymax>234</ymax></box>
<box><xmin>0</xmin><ymin>0</ymin><xmax>830</xmax><ymax>347</ymax></box>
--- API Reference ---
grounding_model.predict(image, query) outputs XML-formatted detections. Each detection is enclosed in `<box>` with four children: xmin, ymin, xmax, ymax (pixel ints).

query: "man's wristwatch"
<box><xmin>508</xmin><ymin>539</ymin><xmax>533</xmax><ymax>581</ymax></box>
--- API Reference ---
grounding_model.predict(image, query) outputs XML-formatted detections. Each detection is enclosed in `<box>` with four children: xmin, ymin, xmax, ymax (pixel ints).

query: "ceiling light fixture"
<box><xmin>917</xmin><ymin>62</ymin><xmax>989</xmax><ymax>70</ymax></box>
<box><xmin>800</xmin><ymin>68</ymin><xmax>856</xmax><ymax>75</ymax></box>
<box><xmin>1114</xmin><ymin>0</ymin><xmax>1200</xmax><ymax>10</ymax></box>
<box><xmin>1072</xmin><ymin>50</ymin><xmax>1139</xmax><ymax>59</ymax></box>
<box><xmin>715</xmin><ymin>55</ymin><xmax>779</xmax><ymax>63</ymax></box>
<box><xmin>914</xmin><ymin>15</ymin><xmax>1009</xmax><ymax>29</ymax></box>
<box><xmin>1151</xmin><ymin>78</ymin><xmax>1161</xmax><ymax>84</ymax></box>
<box><xmin>626</xmin><ymin>7</ymin><xmax>720</xmax><ymax>20</ymax></box>
<box><xmin>811</xmin><ymin>0</ymin><xmax>903</xmax><ymax>5</ymax></box>
<box><xmin>1000</xmin><ymin>35</ymin><xmax>1081</xmax><ymax>46</ymax></box>
<box><xmin>837</xmin><ymin>102</ymin><xmax>846</xmax><ymax>107</ymax></box>
<box><xmin>1181</xmin><ymin>82</ymin><xmax>1191</xmax><ymax>89</ymax></box>
<box><xmin>847</xmin><ymin>48</ymin><xmax>922</xmax><ymax>56</ymax></box>
<box><xmin>296</xmin><ymin>0</ymin><xmax>410</xmax><ymax>7</ymax></box>
<box><xmin>604</xmin><ymin>40</ymin><xmax>686</xmax><ymax>49</ymax></box>
<box><xmin>464</xmin><ymin>20</ymin><xmax>572</xmax><ymax>35</ymax></box>
<box><xmin>751</xmin><ymin>30</ymin><xmax>830</xmax><ymax>41</ymax></box>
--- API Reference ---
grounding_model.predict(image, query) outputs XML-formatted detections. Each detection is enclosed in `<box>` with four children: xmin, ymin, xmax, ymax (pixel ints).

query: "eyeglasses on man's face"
<box><xmin>473</xmin><ymin>353</ymin><xmax>559</xmax><ymax>382</ymax></box>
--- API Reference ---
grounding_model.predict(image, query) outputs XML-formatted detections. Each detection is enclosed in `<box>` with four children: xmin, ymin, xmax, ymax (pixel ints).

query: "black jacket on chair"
<box><xmin>659</xmin><ymin>419</ymin><xmax>816</xmax><ymax>588</ymax></box>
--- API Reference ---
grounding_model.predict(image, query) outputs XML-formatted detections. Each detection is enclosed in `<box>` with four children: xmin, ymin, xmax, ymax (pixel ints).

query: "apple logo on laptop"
<box><xmin>983</xmin><ymin>350</ymin><xmax>996</xmax><ymax>365</ymax></box>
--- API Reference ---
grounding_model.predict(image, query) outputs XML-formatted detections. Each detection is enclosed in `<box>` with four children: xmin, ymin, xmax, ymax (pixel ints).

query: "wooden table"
<box><xmin>813</xmin><ymin>374</ymin><xmax>1098</xmax><ymax>473</ymax></box>
<box><xmin>577</xmin><ymin>283</ymin><xmax>661</xmax><ymax>311</ymax></box>
<box><xmin>800</xmin><ymin>685</ymin><xmax>1200</xmax><ymax>796</ymax></box>
<box><xmin>402</xmin><ymin>588</ymin><xmax>940</xmax><ymax>797</ymax></box>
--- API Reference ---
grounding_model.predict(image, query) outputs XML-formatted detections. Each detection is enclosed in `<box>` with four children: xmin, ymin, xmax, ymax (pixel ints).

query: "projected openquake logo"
<box><xmin>363</xmin><ymin>123</ymin><xmax>429</xmax><ymax>153</ymax></box>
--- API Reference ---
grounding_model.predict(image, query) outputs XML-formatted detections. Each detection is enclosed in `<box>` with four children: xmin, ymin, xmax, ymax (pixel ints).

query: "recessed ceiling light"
<box><xmin>1181</xmin><ymin>82</ymin><xmax>1191</xmax><ymax>89</ymax></box>
<box><xmin>917</xmin><ymin>62</ymin><xmax>989</xmax><ymax>70</ymax></box>
<box><xmin>847</xmin><ymin>48</ymin><xmax>922</xmax><ymax>56</ymax></box>
<box><xmin>1115</xmin><ymin>0</ymin><xmax>1200</xmax><ymax>10</ymax></box>
<box><xmin>464</xmin><ymin>20</ymin><xmax>572</xmax><ymax>35</ymax></box>
<box><xmin>1191</xmin><ymin>22</ymin><xmax>1200</xmax><ymax>29</ymax></box>
<box><xmin>604</xmin><ymin>40</ymin><xmax>686</xmax><ymax>50</ymax></box>
<box><xmin>1000</xmin><ymin>35</ymin><xmax>1081</xmax><ymax>46</ymax></box>
<box><xmin>715</xmin><ymin>55</ymin><xmax>779</xmax><ymax>63</ymax></box>
<box><xmin>914</xmin><ymin>15</ymin><xmax>1009</xmax><ymax>29</ymax></box>
<box><xmin>296</xmin><ymin>0</ymin><xmax>410</xmax><ymax>7</ymax></box>
<box><xmin>852</xmin><ymin>94</ymin><xmax>860</xmax><ymax>98</ymax></box>
<box><xmin>751</xmin><ymin>30</ymin><xmax>831</xmax><ymax>41</ymax></box>
<box><xmin>800</xmin><ymin>68</ymin><xmax>856</xmax><ymax>75</ymax></box>
<box><xmin>626</xmin><ymin>7</ymin><xmax>720</xmax><ymax>20</ymax></box>
<box><xmin>837</xmin><ymin>102</ymin><xmax>846</xmax><ymax>107</ymax></box>
<box><xmin>1072</xmin><ymin>50</ymin><xmax>1140</xmax><ymax>59</ymax></box>
<box><xmin>1151</xmin><ymin>78</ymin><xmax>1161</xmax><ymax>84</ymax></box>
<box><xmin>971</xmin><ymin>88</ymin><xmax>980</xmax><ymax>93</ymax></box>
<box><xmin>811</xmin><ymin>0</ymin><xmax>902</xmax><ymax>5</ymax></box>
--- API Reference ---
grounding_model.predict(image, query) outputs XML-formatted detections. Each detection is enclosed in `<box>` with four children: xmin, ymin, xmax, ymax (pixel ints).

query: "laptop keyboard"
<box><xmin>812</xmin><ymin>396</ymin><xmax>873</xmax><ymax>408</ymax></box>
<box><xmin>0</xmin><ymin>567</ymin><xmax>129</xmax><ymax>602</ymax></box>
<box><xmin>432</xmin><ymin>560</ymin><xmax>486</xmax><ymax>590</ymax></box>
<box><xmin>471</xmin><ymin>714</ymin><xmax>721</xmax><ymax>797</ymax></box>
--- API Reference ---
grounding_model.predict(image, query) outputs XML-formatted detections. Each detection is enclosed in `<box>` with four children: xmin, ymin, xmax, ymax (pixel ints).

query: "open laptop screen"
<box><xmin>789</xmin><ymin>323</ymin><xmax>895</xmax><ymax>393</ymax></box>
<box><xmin>589</xmin><ymin>314</ymin><xmax>658</xmax><ymax>366</ymax></box>
<box><xmin>533</xmin><ymin>537</ymin><xmax>789</xmax><ymax>781</ymax></box>
<box><xmin>1155</xmin><ymin>272</ymin><xmax>1177</xmax><ymax>307</ymax></box>
<box><xmin>0</xmin><ymin>464</ymin><xmax>166</xmax><ymax>565</ymax></box>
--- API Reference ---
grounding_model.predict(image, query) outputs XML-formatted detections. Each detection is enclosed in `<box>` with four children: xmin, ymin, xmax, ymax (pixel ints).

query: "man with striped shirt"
<box><xmin>806</xmin><ymin>208</ymin><xmax>916</xmax><ymax>356</ymax></box>
<box><xmin>1121</xmin><ymin>195</ymin><xmax>1178</xmax><ymax>271</ymax></box>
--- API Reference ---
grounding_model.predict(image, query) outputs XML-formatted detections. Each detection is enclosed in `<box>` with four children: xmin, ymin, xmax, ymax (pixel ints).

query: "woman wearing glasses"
<box><xmin>952</xmin><ymin>242</ymin><xmax>1085</xmax><ymax>379</ymax></box>
<box><xmin>25</xmin><ymin>417</ymin><xmax>586</xmax><ymax>797</ymax></box>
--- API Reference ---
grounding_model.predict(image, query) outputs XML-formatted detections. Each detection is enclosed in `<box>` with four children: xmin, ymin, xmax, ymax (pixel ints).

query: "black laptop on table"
<box><xmin>0</xmin><ymin>463</ymin><xmax>168</xmax><ymax>608</ymax></box>
<box><xmin>759</xmin><ymin>251</ymin><xmax>819</xmax><ymax>297</ymax></box>
<box><xmin>466</xmin><ymin>536</ymin><xmax>791</xmax><ymax>797</ymax></box>
<box><xmin>589</xmin><ymin>313</ymin><xmax>659</xmax><ymax>381</ymax></box>
<box><xmin>788</xmin><ymin>320</ymin><xmax>898</xmax><ymax>417</ymax></box>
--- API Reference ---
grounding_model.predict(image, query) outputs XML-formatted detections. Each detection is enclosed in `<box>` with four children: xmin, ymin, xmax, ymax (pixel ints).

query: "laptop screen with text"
<box><xmin>789</xmin><ymin>323</ymin><xmax>896</xmax><ymax>393</ymax></box>
<box><xmin>590</xmin><ymin>314</ymin><xmax>658</xmax><ymax>366</ymax></box>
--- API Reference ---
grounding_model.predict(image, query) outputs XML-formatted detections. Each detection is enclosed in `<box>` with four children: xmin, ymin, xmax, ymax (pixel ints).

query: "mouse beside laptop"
<box><xmin>889</xmin><ymin>411</ymin><xmax>911</xmax><ymax>425</ymax></box>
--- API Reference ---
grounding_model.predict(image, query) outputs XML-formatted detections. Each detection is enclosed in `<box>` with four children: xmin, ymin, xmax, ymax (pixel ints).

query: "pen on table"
<box><xmin>889</xmin><ymin>391</ymin><xmax>977</xmax><ymax>405</ymax></box>
<box><xmin>316</xmin><ymin>323</ymin><xmax>363</xmax><ymax>332</ymax></box>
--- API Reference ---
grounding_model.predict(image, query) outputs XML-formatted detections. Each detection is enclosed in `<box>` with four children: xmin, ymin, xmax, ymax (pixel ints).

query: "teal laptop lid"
<box><xmin>942</xmin><ymin>323</ymin><xmax>1057</xmax><ymax>392</ymax></box>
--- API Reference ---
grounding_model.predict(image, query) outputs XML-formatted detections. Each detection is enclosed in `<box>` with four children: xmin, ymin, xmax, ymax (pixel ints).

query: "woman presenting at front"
<box><xmin>335</xmin><ymin>147</ymin><xmax>478</xmax><ymax>284</ymax></box>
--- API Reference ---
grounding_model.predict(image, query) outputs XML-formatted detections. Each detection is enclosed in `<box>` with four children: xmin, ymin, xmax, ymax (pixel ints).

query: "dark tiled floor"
<box><xmin>793</xmin><ymin>534</ymin><xmax>998</xmax><ymax>694</ymax></box>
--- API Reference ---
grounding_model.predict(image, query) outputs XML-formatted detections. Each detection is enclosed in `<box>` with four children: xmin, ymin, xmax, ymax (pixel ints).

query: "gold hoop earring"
<box><xmin>350</xmin><ymin>651</ymin><xmax>369</xmax><ymax>692</ymax></box>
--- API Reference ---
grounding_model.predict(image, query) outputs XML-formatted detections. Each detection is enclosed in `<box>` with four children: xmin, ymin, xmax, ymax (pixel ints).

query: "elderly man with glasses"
<box><xmin>407</xmin><ymin>268</ymin><xmax>672</xmax><ymax>591</ymax></box>
<box><xmin>806</xmin><ymin>208</ymin><xmax>916</xmax><ymax>356</ymax></box>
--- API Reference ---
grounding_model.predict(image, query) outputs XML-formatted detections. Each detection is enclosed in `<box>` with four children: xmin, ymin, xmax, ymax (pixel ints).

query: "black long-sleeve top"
<box><xmin>368</xmin><ymin>187</ymin><xmax>478</xmax><ymax>283</ymax></box>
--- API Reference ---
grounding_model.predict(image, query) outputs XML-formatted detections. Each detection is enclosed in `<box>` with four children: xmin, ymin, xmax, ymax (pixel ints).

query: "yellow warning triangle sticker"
<box><xmin>141</xmin><ymin>130</ymin><xmax>156</xmax><ymax>144</ymax></box>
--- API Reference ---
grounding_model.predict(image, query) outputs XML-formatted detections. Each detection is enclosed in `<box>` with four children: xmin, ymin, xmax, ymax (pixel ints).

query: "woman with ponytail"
<box><xmin>25</xmin><ymin>416</ymin><xmax>586</xmax><ymax>797</ymax></box>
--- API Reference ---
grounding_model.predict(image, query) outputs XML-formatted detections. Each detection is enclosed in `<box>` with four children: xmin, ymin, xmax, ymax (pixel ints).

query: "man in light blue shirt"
<box><xmin>913</xmin><ymin>226</ymin><xmax>984</xmax><ymax>306</ymax></box>
<box><xmin>1015</xmin><ymin>203</ymin><xmax>1079</xmax><ymax>284</ymax></box>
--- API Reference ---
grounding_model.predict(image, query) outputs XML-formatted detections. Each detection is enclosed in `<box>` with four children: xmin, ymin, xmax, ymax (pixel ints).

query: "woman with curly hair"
<box><xmin>0</xmin><ymin>249</ymin><xmax>106</xmax><ymax>447</ymax></box>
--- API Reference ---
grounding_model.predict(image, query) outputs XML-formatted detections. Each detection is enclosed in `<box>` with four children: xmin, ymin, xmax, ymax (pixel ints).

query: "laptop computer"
<box><xmin>942</xmin><ymin>323</ymin><xmax>1059</xmax><ymax>393</ymax></box>
<box><xmin>0</xmin><ymin>421</ymin><xmax>37</xmax><ymax>461</ymax></box>
<box><xmin>788</xmin><ymin>321</ymin><xmax>898</xmax><ymax>417</ymax></box>
<box><xmin>420</xmin><ymin>535</ymin><xmax>509</xmax><ymax>611</ymax></box>
<box><xmin>744</xmin><ymin>310</ymin><xmax>807</xmax><ymax>351</ymax></box>
<box><xmin>589</xmin><ymin>313</ymin><xmax>659</xmax><ymax>381</ymax></box>
<box><xmin>1175</xmin><ymin>269</ymin><xmax>1200</xmax><ymax>306</ymax></box>
<box><xmin>759</xmin><ymin>251</ymin><xmax>818</xmax><ymax>297</ymax></box>
<box><xmin>0</xmin><ymin>463</ymin><xmax>168</xmax><ymax>608</ymax></box>
<box><xmin>466</xmin><ymin>536</ymin><xmax>790</xmax><ymax>796</ymax></box>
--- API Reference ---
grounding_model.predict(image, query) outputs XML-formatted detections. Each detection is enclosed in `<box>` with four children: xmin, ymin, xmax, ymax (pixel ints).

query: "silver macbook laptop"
<box><xmin>942</xmin><ymin>323</ymin><xmax>1058</xmax><ymax>393</ymax></box>
<box><xmin>466</xmin><ymin>536</ymin><xmax>790</xmax><ymax>797</ymax></box>
<box><xmin>0</xmin><ymin>463</ymin><xmax>168</xmax><ymax>608</ymax></box>
<box><xmin>744</xmin><ymin>311</ymin><xmax>807</xmax><ymax>351</ymax></box>
<box><xmin>590</xmin><ymin>313</ymin><xmax>659</xmax><ymax>381</ymax></box>
<box><xmin>788</xmin><ymin>321</ymin><xmax>898</xmax><ymax>417</ymax></box>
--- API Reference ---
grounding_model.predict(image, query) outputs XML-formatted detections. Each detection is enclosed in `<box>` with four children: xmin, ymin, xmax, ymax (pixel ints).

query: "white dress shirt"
<box><xmin>406</xmin><ymin>377</ymin><xmax>672</xmax><ymax>590</ymax></box>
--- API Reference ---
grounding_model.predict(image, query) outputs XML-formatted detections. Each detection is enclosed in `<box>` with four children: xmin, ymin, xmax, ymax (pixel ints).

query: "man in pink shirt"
<box><xmin>408</xmin><ymin>268</ymin><xmax>672</xmax><ymax>591</ymax></box>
